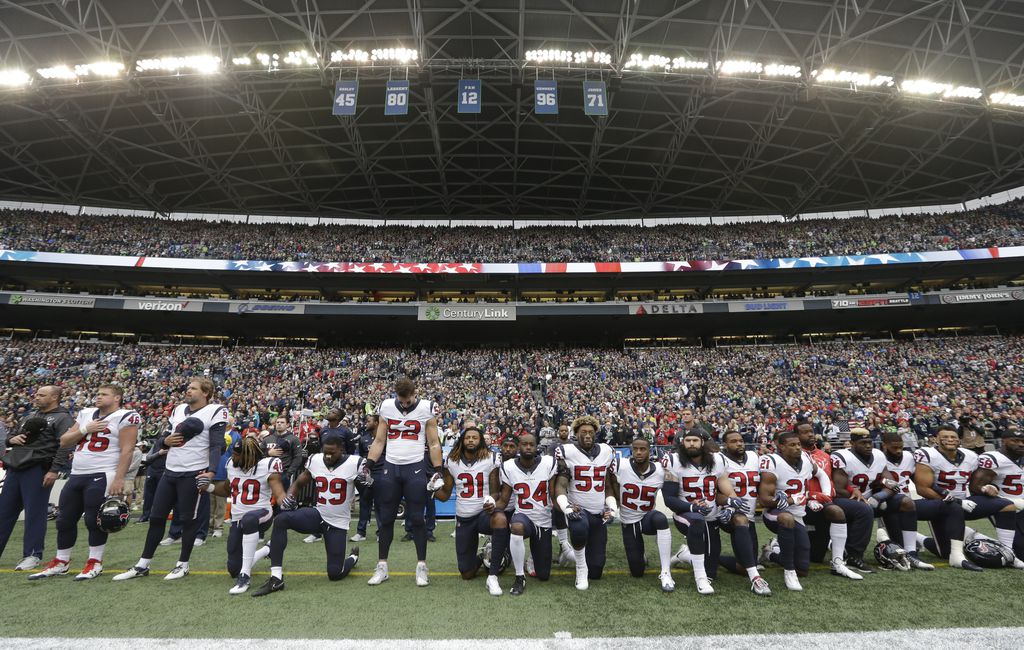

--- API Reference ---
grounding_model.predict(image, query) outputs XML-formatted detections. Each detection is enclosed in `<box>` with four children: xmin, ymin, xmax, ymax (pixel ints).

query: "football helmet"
<box><xmin>97</xmin><ymin>497</ymin><xmax>131</xmax><ymax>533</ymax></box>
<box><xmin>964</xmin><ymin>539</ymin><xmax>1016</xmax><ymax>568</ymax></box>
<box><xmin>873</xmin><ymin>541</ymin><xmax>911</xmax><ymax>571</ymax></box>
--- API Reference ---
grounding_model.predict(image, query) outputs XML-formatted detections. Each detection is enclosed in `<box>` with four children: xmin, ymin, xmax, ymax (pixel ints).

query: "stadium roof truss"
<box><xmin>0</xmin><ymin>0</ymin><xmax>1023</xmax><ymax>221</ymax></box>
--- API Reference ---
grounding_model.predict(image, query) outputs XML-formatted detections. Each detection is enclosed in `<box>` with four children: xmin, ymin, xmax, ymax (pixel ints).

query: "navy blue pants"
<box><xmin>269</xmin><ymin>507</ymin><xmax>355</xmax><ymax>581</ymax></box>
<box><xmin>405</xmin><ymin>497</ymin><xmax>436</xmax><ymax>534</ymax></box>
<box><xmin>764</xmin><ymin>512</ymin><xmax>811</xmax><ymax>573</ymax></box>
<box><xmin>566</xmin><ymin>511</ymin><xmax>609</xmax><ymax>579</ymax></box>
<box><xmin>966</xmin><ymin>494</ymin><xmax>1012</xmax><ymax>520</ymax></box>
<box><xmin>56</xmin><ymin>472</ymin><xmax>109</xmax><ymax>551</ymax></box>
<box><xmin>674</xmin><ymin>513</ymin><xmax>721</xmax><ymax>579</ymax></box>
<box><xmin>0</xmin><ymin>464</ymin><xmax>52</xmax><ymax>560</ymax></box>
<box><xmin>377</xmin><ymin>460</ymin><xmax>428</xmax><ymax>562</ymax></box>
<box><xmin>455</xmin><ymin>511</ymin><xmax>508</xmax><ymax>576</ymax></box>
<box><xmin>510</xmin><ymin>513</ymin><xmax>552</xmax><ymax>580</ymax></box>
<box><xmin>621</xmin><ymin>510</ymin><xmax>669</xmax><ymax>577</ymax></box>
<box><xmin>915</xmin><ymin>498</ymin><xmax>965</xmax><ymax>557</ymax></box>
<box><xmin>140</xmin><ymin>469</ymin><xmax>162</xmax><ymax>521</ymax></box>
<box><xmin>142</xmin><ymin>470</ymin><xmax>202</xmax><ymax>563</ymax></box>
<box><xmin>226</xmin><ymin>508</ymin><xmax>271</xmax><ymax>578</ymax></box>
<box><xmin>807</xmin><ymin>498</ymin><xmax>873</xmax><ymax>562</ymax></box>
<box><xmin>169</xmin><ymin>491</ymin><xmax>209</xmax><ymax>541</ymax></box>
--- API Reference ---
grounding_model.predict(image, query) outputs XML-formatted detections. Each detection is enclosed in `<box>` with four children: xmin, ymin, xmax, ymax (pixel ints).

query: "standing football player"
<box><xmin>969</xmin><ymin>428</ymin><xmax>1024</xmax><ymax>568</ymax></box>
<box><xmin>553</xmin><ymin>416</ymin><xmax>616</xmax><ymax>591</ymax></box>
<box><xmin>831</xmin><ymin>429</ymin><xmax>932</xmax><ymax>569</ymax></box>
<box><xmin>662</xmin><ymin>431</ymin><xmax>769</xmax><ymax>596</ymax></box>
<box><xmin>361</xmin><ymin>377</ymin><xmax>444</xmax><ymax>587</ymax></box>
<box><xmin>758</xmin><ymin>431</ymin><xmax>833</xmax><ymax>591</ymax></box>
<box><xmin>209</xmin><ymin>436</ymin><xmax>287</xmax><ymax>594</ymax></box>
<box><xmin>493</xmin><ymin>433</ymin><xmax>558</xmax><ymax>596</ymax></box>
<box><xmin>607</xmin><ymin>437</ymin><xmax>675</xmax><ymax>592</ymax></box>
<box><xmin>113</xmin><ymin>378</ymin><xmax>227</xmax><ymax>581</ymax></box>
<box><xmin>251</xmin><ymin>432</ymin><xmax>362</xmax><ymax>596</ymax></box>
<box><xmin>435</xmin><ymin>422</ymin><xmax>507</xmax><ymax>596</ymax></box>
<box><xmin>30</xmin><ymin>385</ymin><xmax>139</xmax><ymax>581</ymax></box>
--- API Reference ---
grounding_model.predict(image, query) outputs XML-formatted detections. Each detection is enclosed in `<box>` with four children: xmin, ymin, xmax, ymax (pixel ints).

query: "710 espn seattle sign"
<box><xmin>417</xmin><ymin>305</ymin><xmax>516</xmax><ymax>321</ymax></box>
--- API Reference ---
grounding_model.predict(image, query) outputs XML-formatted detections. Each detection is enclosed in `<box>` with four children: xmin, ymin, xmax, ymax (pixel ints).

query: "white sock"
<box><xmin>996</xmin><ymin>527</ymin><xmax>1016</xmax><ymax>548</ymax></box>
<box><xmin>691</xmin><ymin>553</ymin><xmax>707</xmax><ymax>581</ymax></box>
<box><xmin>573</xmin><ymin>547</ymin><xmax>588</xmax><ymax>574</ymax></box>
<box><xmin>88</xmin><ymin>545</ymin><xmax>105</xmax><ymax>562</ymax></box>
<box><xmin>270</xmin><ymin>566</ymin><xmax>282</xmax><ymax>579</ymax></box>
<box><xmin>556</xmin><ymin>529</ymin><xmax>569</xmax><ymax>547</ymax></box>
<box><xmin>137</xmin><ymin>557</ymin><xmax>151</xmax><ymax>569</ymax></box>
<box><xmin>902</xmin><ymin>530</ymin><xmax>917</xmax><ymax>552</ymax></box>
<box><xmin>656</xmin><ymin>528</ymin><xmax>673</xmax><ymax>574</ymax></box>
<box><xmin>746</xmin><ymin>566</ymin><xmax>760</xmax><ymax>579</ymax></box>
<box><xmin>254</xmin><ymin>544</ymin><xmax>271</xmax><ymax>563</ymax></box>
<box><xmin>510</xmin><ymin>535</ymin><xmax>526</xmax><ymax>576</ymax></box>
<box><xmin>949</xmin><ymin>539</ymin><xmax>966</xmax><ymax>566</ymax></box>
<box><xmin>915</xmin><ymin>532</ymin><xmax>928</xmax><ymax>545</ymax></box>
<box><xmin>830</xmin><ymin>523</ymin><xmax>848</xmax><ymax>562</ymax></box>
<box><xmin>55</xmin><ymin>548</ymin><xmax>72</xmax><ymax>562</ymax></box>
<box><xmin>876</xmin><ymin>527</ymin><xmax>891</xmax><ymax>543</ymax></box>
<box><xmin>240</xmin><ymin>532</ymin><xmax>259</xmax><ymax>576</ymax></box>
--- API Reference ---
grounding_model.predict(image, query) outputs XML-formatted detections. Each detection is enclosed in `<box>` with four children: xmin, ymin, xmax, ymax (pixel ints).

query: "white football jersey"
<box><xmin>914</xmin><ymin>447</ymin><xmax>978</xmax><ymax>499</ymax></box>
<box><xmin>884</xmin><ymin>450</ymin><xmax>916</xmax><ymax>494</ymax></box>
<box><xmin>501</xmin><ymin>456</ymin><xmax>557</xmax><ymax>528</ymax></box>
<box><xmin>377</xmin><ymin>398</ymin><xmax>438</xmax><ymax>465</ymax></box>
<box><xmin>662</xmin><ymin>452</ymin><xmax>725</xmax><ymax>522</ymax></box>
<box><xmin>71</xmin><ymin>408</ymin><xmax>140</xmax><ymax>475</ymax></box>
<box><xmin>446</xmin><ymin>451</ymin><xmax>501</xmax><ymax>518</ymax></box>
<box><xmin>977</xmin><ymin>451</ymin><xmax>1024</xmax><ymax>498</ymax></box>
<box><xmin>717</xmin><ymin>450</ymin><xmax>760</xmax><ymax>516</ymax></box>
<box><xmin>555</xmin><ymin>443</ymin><xmax>616</xmax><ymax>515</ymax></box>
<box><xmin>759</xmin><ymin>452</ymin><xmax>815</xmax><ymax>518</ymax></box>
<box><xmin>307</xmin><ymin>453</ymin><xmax>363</xmax><ymax>530</ymax></box>
<box><xmin>832</xmin><ymin>449</ymin><xmax>888</xmax><ymax>498</ymax></box>
<box><xmin>613</xmin><ymin>458</ymin><xmax>664</xmax><ymax>525</ymax></box>
<box><xmin>227</xmin><ymin>457</ymin><xmax>283</xmax><ymax>521</ymax></box>
<box><xmin>166</xmin><ymin>403</ymin><xmax>229</xmax><ymax>473</ymax></box>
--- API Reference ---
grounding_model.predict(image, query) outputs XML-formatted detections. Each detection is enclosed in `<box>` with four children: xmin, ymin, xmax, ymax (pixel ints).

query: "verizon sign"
<box><xmin>124</xmin><ymin>299</ymin><xmax>202</xmax><ymax>312</ymax></box>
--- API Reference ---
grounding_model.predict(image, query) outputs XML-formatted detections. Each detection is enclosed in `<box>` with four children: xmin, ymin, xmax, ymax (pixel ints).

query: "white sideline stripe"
<box><xmin>5</xmin><ymin>627</ymin><xmax>1023</xmax><ymax>650</ymax></box>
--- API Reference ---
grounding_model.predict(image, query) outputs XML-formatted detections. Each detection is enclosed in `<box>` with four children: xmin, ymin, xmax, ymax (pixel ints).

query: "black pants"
<box><xmin>142</xmin><ymin>470</ymin><xmax>202</xmax><ymax>563</ymax></box>
<box><xmin>270</xmin><ymin>507</ymin><xmax>355</xmax><ymax>581</ymax></box>
<box><xmin>56</xmin><ymin>472</ymin><xmax>109</xmax><ymax>551</ymax></box>
<box><xmin>566</xmin><ymin>511</ymin><xmax>609</xmax><ymax>579</ymax></box>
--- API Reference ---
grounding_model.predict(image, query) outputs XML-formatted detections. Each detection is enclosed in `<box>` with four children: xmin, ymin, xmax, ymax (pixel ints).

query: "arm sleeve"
<box><xmin>207</xmin><ymin>422</ymin><xmax>227</xmax><ymax>472</ymax></box>
<box><xmin>815</xmin><ymin>463</ymin><xmax>833</xmax><ymax>496</ymax></box>
<box><xmin>661</xmin><ymin>480</ymin><xmax>692</xmax><ymax>514</ymax></box>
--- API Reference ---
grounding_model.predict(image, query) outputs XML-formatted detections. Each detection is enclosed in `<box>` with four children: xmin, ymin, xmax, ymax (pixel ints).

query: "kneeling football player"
<box><xmin>251</xmin><ymin>432</ymin><xmax>362</xmax><ymax>597</ymax></box>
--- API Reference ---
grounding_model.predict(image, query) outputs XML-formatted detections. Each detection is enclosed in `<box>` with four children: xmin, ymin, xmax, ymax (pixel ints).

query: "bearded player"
<box><xmin>970</xmin><ymin>428</ymin><xmax>1024</xmax><ymax>568</ymax></box>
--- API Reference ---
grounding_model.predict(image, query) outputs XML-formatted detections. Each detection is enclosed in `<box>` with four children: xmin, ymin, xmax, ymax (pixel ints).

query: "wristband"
<box><xmin>604</xmin><ymin>496</ymin><xmax>617</xmax><ymax>510</ymax></box>
<box><xmin>556</xmin><ymin>494</ymin><xmax>571</xmax><ymax>512</ymax></box>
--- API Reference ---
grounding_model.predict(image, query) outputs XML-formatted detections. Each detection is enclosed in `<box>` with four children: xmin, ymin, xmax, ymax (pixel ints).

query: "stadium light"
<box><xmin>901</xmin><ymin>78</ymin><xmax>982</xmax><ymax>100</ymax></box>
<box><xmin>232</xmin><ymin>56</ymin><xmax>252</xmax><ymax>66</ymax></box>
<box><xmin>37</xmin><ymin>65</ymin><xmax>77</xmax><ymax>80</ymax></box>
<box><xmin>135</xmin><ymin>55</ymin><xmax>220</xmax><ymax>75</ymax></box>
<box><xmin>717</xmin><ymin>59</ymin><xmax>763</xmax><ymax>75</ymax></box>
<box><xmin>671</xmin><ymin>57</ymin><xmax>708</xmax><ymax>71</ymax></box>
<box><xmin>330</xmin><ymin>49</ymin><xmax>369</xmax><ymax>63</ymax></box>
<box><xmin>283</xmin><ymin>50</ymin><xmax>319</xmax><ymax>66</ymax></box>
<box><xmin>624</xmin><ymin>53</ymin><xmax>672</xmax><ymax>70</ymax></box>
<box><xmin>762</xmin><ymin>63</ymin><xmax>801</xmax><ymax>78</ymax></box>
<box><xmin>525</xmin><ymin>49</ymin><xmax>611</xmax><ymax>65</ymax></box>
<box><xmin>811</xmin><ymin>68</ymin><xmax>894</xmax><ymax>88</ymax></box>
<box><xmin>75</xmin><ymin>61</ymin><xmax>125</xmax><ymax>77</ymax></box>
<box><xmin>370</xmin><ymin>48</ymin><xmax>418</xmax><ymax>63</ymax></box>
<box><xmin>0</xmin><ymin>69</ymin><xmax>30</xmax><ymax>87</ymax></box>
<box><xmin>991</xmin><ymin>91</ymin><xmax>1024</xmax><ymax>107</ymax></box>
<box><xmin>255</xmin><ymin>52</ymin><xmax>280</xmax><ymax>69</ymax></box>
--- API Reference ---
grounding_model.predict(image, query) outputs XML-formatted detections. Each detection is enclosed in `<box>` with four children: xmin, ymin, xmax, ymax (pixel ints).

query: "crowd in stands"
<box><xmin>1</xmin><ymin>198</ymin><xmax>1022</xmax><ymax>263</ymax></box>
<box><xmin>1</xmin><ymin>336</ymin><xmax>1020</xmax><ymax>452</ymax></box>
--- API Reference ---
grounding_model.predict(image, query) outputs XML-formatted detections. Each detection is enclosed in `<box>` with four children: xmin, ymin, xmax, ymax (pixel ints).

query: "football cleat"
<box><xmin>671</xmin><ymin>544</ymin><xmax>692</xmax><ymax>567</ymax></box>
<box><xmin>695</xmin><ymin>576</ymin><xmax>714</xmax><ymax>595</ymax></box>
<box><xmin>845</xmin><ymin>555</ymin><xmax>874</xmax><ymax>574</ymax></box>
<box><xmin>303</xmin><ymin>535</ymin><xmax>322</xmax><ymax>544</ymax></box>
<box><xmin>27</xmin><ymin>557</ymin><xmax>69</xmax><ymax>580</ymax></box>
<box><xmin>486</xmin><ymin>575</ymin><xmax>502</xmax><ymax>597</ymax></box>
<box><xmin>783</xmin><ymin>569</ymin><xmax>803</xmax><ymax>591</ymax></box>
<box><xmin>158</xmin><ymin>536</ymin><xmax>180</xmax><ymax>546</ymax></box>
<box><xmin>950</xmin><ymin>557</ymin><xmax>984</xmax><ymax>572</ymax></box>
<box><xmin>510</xmin><ymin>575</ymin><xmax>526</xmax><ymax>596</ymax></box>
<box><xmin>193</xmin><ymin>538</ymin><xmax>205</xmax><ymax>547</ymax></box>
<box><xmin>526</xmin><ymin>553</ymin><xmax>536</xmax><ymax>577</ymax></box>
<box><xmin>906</xmin><ymin>552</ymin><xmax>934</xmax><ymax>571</ymax></box>
<box><xmin>557</xmin><ymin>545</ymin><xmax>575</xmax><ymax>567</ymax></box>
<box><xmin>750</xmin><ymin>575</ymin><xmax>772</xmax><ymax>597</ymax></box>
<box><xmin>350</xmin><ymin>533</ymin><xmax>367</xmax><ymax>542</ymax></box>
<box><xmin>367</xmin><ymin>562</ymin><xmax>389</xmax><ymax>585</ymax></box>
<box><xmin>574</xmin><ymin>564</ymin><xmax>589</xmax><ymax>591</ymax></box>
<box><xmin>211</xmin><ymin>529</ymin><xmax>223</xmax><ymax>538</ymax></box>
<box><xmin>112</xmin><ymin>565</ymin><xmax>150</xmax><ymax>581</ymax></box>
<box><xmin>830</xmin><ymin>558</ymin><xmax>864</xmax><ymax>580</ymax></box>
<box><xmin>164</xmin><ymin>563</ymin><xmax>189</xmax><ymax>580</ymax></box>
<box><xmin>14</xmin><ymin>556</ymin><xmax>40</xmax><ymax>571</ymax></box>
<box><xmin>251</xmin><ymin>576</ymin><xmax>284</xmax><ymax>597</ymax></box>
<box><xmin>480</xmin><ymin>541</ymin><xmax>493</xmax><ymax>569</ymax></box>
<box><xmin>759</xmin><ymin>538</ymin><xmax>780</xmax><ymax>566</ymax></box>
<box><xmin>415</xmin><ymin>563</ymin><xmax>430</xmax><ymax>587</ymax></box>
<box><xmin>659</xmin><ymin>571</ymin><xmax>675</xmax><ymax>593</ymax></box>
<box><xmin>73</xmin><ymin>558</ymin><xmax>103</xmax><ymax>581</ymax></box>
<box><xmin>229</xmin><ymin>573</ymin><xmax>251</xmax><ymax>595</ymax></box>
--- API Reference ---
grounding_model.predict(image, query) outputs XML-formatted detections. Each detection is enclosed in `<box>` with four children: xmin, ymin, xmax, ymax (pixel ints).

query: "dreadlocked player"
<box><xmin>208</xmin><ymin>436</ymin><xmax>287</xmax><ymax>595</ymax></box>
<box><xmin>435</xmin><ymin>421</ymin><xmax>507</xmax><ymax>596</ymax></box>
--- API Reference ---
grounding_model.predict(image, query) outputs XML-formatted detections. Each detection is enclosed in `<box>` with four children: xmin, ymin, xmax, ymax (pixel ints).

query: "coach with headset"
<box><xmin>0</xmin><ymin>385</ymin><xmax>74</xmax><ymax>571</ymax></box>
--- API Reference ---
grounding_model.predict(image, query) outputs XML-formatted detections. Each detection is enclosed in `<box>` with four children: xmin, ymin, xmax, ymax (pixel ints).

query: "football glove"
<box><xmin>960</xmin><ymin>498</ymin><xmax>978</xmax><ymax>514</ymax></box>
<box><xmin>807</xmin><ymin>499</ymin><xmax>824</xmax><ymax>513</ymax></box>
<box><xmin>195</xmin><ymin>474</ymin><xmax>211</xmax><ymax>492</ymax></box>
<box><xmin>774</xmin><ymin>490</ymin><xmax>790</xmax><ymax>510</ymax></box>
<box><xmin>355</xmin><ymin>464</ymin><xmax>374</xmax><ymax>488</ymax></box>
<box><xmin>692</xmin><ymin>500</ymin><xmax>713</xmax><ymax>517</ymax></box>
<box><xmin>603</xmin><ymin>497</ymin><xmax>619</xmax><ymax>523</ymax></box>
<box><xmin>882</xmin><ymin>478</ymin><xmax>901</xmax><ymax>491</ymax></box>
<box><xmin>717</xmin><ymin>505</ymin><xmax>736</xmax><ymax>524</ymax></box>
<box><xmin>426</xmin><ymin>472</ymin><xmax>444</xmax><ymax>493</ymax></box>
<box><xmin>724</xmin><ymin>497</ymin><xmax>748</xmax><ymax>514</ymax></box>
<box><xmin>280</xmin><ymin>494</ymin><xmax>298</xmax><ymax>511</ymax></box>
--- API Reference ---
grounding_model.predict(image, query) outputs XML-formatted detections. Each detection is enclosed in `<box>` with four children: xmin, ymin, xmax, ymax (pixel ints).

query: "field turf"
<box><xmin>1</xmin><ymin>517</ymin><xmax>1022</xmax><ymax>640</ymax></box>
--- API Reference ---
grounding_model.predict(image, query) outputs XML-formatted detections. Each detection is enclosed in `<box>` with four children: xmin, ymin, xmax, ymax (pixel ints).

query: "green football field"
<box><xmin>2</xmin><ymin>516</ymin><xmax>1023</xmax><ymax>641</ymax></box>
